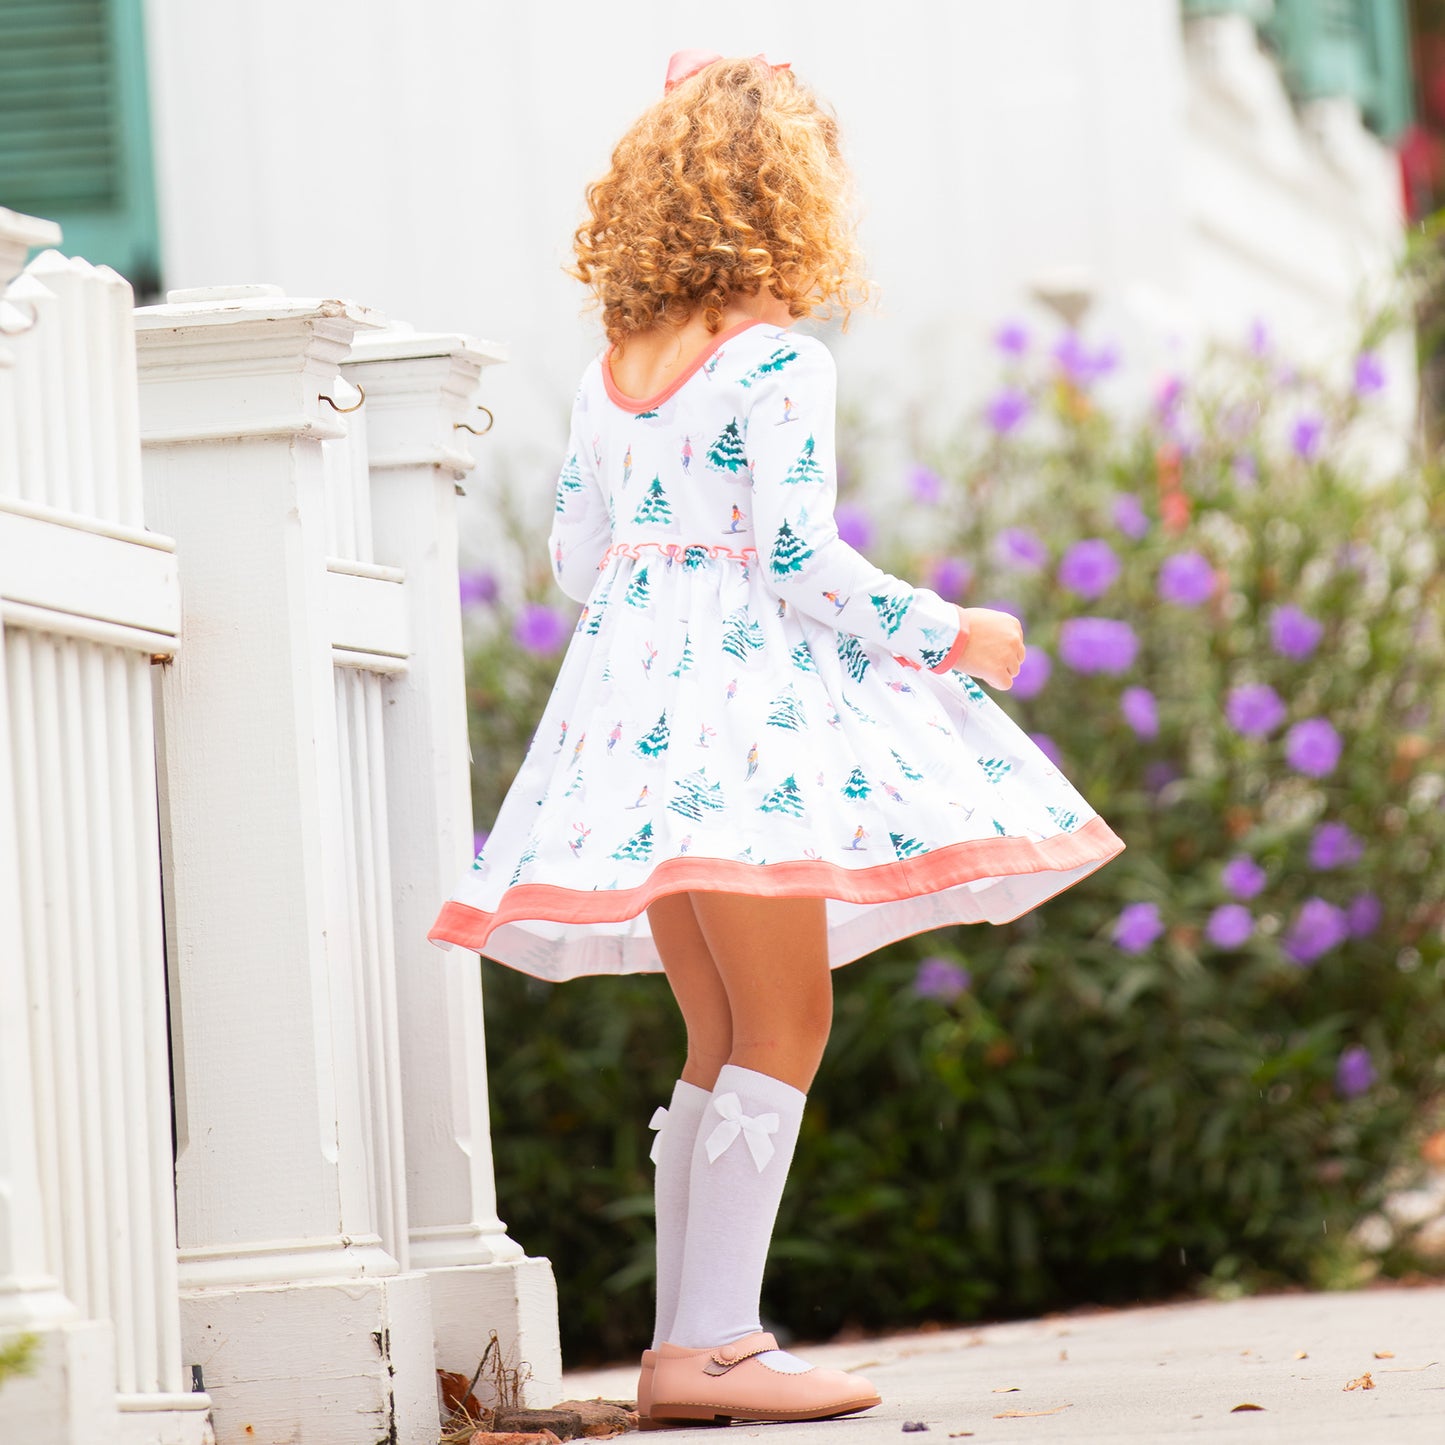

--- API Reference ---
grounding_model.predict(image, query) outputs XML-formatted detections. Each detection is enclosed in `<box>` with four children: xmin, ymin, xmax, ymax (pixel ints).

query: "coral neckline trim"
<box><xmin>601</xmin><ymin>317</ymin><xmax>774</xmax><ymax>413</ymax></box>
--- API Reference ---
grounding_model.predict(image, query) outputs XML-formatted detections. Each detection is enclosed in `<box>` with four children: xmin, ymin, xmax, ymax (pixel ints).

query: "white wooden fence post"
<box><xmin>134</xmin><ymin>286</ymin><xmax>438</xmax><ymax>1445</ymax></box>
<box><xmin>343</xmin><ymin>330</ymin><xmax>563</xmax><ymax>1405</ymax></box>
<box><xmin>1</xmin><ymin>217</ymin><xmax>210</xmax><ymax>1445</ymax></box>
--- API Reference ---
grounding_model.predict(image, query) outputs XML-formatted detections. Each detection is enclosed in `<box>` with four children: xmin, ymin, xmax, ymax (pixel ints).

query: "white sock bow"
<box><xmin>703</xmin><ymin>1092</ymin><xmax>780</xmax><ymax>1171</ymax></box>
<box><xmin>648</xmin><ymin>1105</ymin><xmax>669</xmax><ymax>1164</ymax></box>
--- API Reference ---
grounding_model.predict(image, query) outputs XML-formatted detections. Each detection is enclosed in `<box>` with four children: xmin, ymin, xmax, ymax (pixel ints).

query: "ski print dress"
<box><xmin>429</xmin><ymin>318</ymin><xmax>1124</xmax><ymax>979</ymax></box>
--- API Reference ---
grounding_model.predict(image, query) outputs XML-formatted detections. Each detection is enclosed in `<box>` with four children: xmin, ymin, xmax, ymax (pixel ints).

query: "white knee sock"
<box><xmin>668</xmin><ymin>1063</ymin><xmax>813</xmax><ymax>1371</ymax></box>
<box><xmin>650</xmin><ymin>1077</ymin><xmax>711</xmax><ymax>1349</ymax></box>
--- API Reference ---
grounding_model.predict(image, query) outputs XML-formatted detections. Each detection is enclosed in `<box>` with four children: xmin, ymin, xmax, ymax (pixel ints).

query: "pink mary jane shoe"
<box><xmin>643</xmin><ymin>1330</ymin><xmax>882</xmax><ymax>1426</ymax></box>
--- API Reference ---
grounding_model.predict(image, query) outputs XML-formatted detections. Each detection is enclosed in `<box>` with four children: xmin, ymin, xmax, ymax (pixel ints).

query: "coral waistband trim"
<box><xmin>428</xmin><ymin>815</ymin><xmax>1125</xmax><ymax>952</ymax></box>
<box><xmin>599</xmin><ymin>540</ymin><xmax>760</xmax><ymax>569</ymax></box>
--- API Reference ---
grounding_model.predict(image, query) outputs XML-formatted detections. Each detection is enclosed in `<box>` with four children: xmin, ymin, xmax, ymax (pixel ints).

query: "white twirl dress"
<box><xmin>429</xmin><ymin>318</ymin><xmax>1124</xmax><ymax>979</ymax></box>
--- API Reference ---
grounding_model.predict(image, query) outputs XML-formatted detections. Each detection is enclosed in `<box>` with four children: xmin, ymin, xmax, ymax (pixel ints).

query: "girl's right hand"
<box><xmin>957</xmin><ymin>606</ymin><xmax>1025</xmax><ymax>690</ymax></box>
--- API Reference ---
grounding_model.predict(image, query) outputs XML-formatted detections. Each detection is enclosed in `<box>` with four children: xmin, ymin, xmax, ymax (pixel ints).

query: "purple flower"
<box><xmin>1054</xmin><ymin>332</ymin><xmax>1119</xmax><ymax>386</ymax></box>
<box><xmin>1206</xmin><ymin>903</ymin><xmax>1254</xmax><ymax>949</ymax></box>
<box><xmin>459</xmin><ymin>569</ymin><xmax>500</xmax><ymax>608</ymax></box>
<box><xmin>1145</xmin><ymin>761</ymin><xmax>1181</xmax><ymax>795</ymax></box>
<box><xmin>993</xmin><ymin>321</ymin><xmax>1030</xmax><ymax>357</ymax></box>
<box><xmin>473</xmin><ymin>829</ymin><xmax>490</xmax><ymax>858</ymax></box>
<box><xmin>1029</xmin><ymin>732</ymin><xmax>1063</xmax><ymax>767</ymax></box>
<box><xmin>1291</xmin><ymin>414</ymin><xmax>1324</xmax><ymax>461</ymax></box>
<box><xmin>1157</xmin><ymin>552</ymin><xmax>1215</xmax><ymax>607</ymax></box>
<box><xmin>1282</xmin><ymin>897</ymin><xmax>1349</xmax><ymax>966</ymax></box>
<box><xmin>1011</xmin><ymin>647</ymin><xmax>1052</xmax><ymax>700</ymax></box>
<box><xmin>929</xmin><ymin>556</ymin><xmax>973</xmax><ymax>599</ymax></box>
<box><xmin>1346</xmin><ymin>893</ymin><xmax>1382</xmax><ymax>938</ymax></box>
<box><xmin>1353</xmin><ymin>351</ymin><xmax>1386</xmax><ymax>397</ymax></box>
<box><xmin>1335</xmin><ymin>1044</ymin><xmax>1376</xmax><ymax>1098</ymax></box>
<box><xmin>1112</xmin><ymin>492</ymin><xmax>1150</xmax><ymax>541</ymax></box>
<box><xmin>995</xmin><ymin>527</ymin><xmax>1048</xmax><ymax>570</ymax></box>
<box><xmin>1058</xmin><ymin>618</ymin><xmax>1138</xmax><ymax>675</ymax></box>
<box><xmin>512</xmin><ymin>602</ymin><xmax>569</xmax><ymax>654</ymax></box>
<box><xmin>835</xmin><ymin>503</ymin><xmax>873</xmax><ymax>550</ymax></box>
<box><xmin>1113</xmin><ymin>901</ymin><xmax>1165</xmax><ymax>954</ymax></box>
<box><xmin>1226</xmin><ymin>684</ymin><xmax>1286</xmax><ymax>738</ymax></box>
<box><xmin>1155</xmin><ymin>374</ymin><xmax>1185</xmax><ymax>417</ymax></box>
<box><xmin>984</xmin><ymin>597</ymin><xmax>1026</xmax><ymax>621</ymax></box>
<box><xmin>1221</xmin><ymin>854</ymin><xmax>1267</xmax><ymax>900</ymax></box>
<box><xmin>1058</xmin><ymin>539</ymin><xmax>1121</xmax><ymax>599</ymax></box>
<box><xmin>1270</xmin><ymin>605</ymin><xmax>1324</xmax><ymax>659</ymax></box>
<box><xmin>1248</xmin><ymin>317</ymin><xmax>1271</xmax><ymax>357</ymax></box>
<box><xmin>986</xmin><ymin>388</ymin><xmax>1033</xmax><ymax>434</ymax></box>
<box><xmin>913</xmin><ymin>955</ymin><xmax>971</xmax><ymax>1001</ymax></box>
<box><xmin>1120</xmin><ymin>686</ymin><xmax>1159</xmax><ymax>739</ymax></box>
<box><xmin>1232</xmin><ymin>453</ymin><xmax>1258</xmax><ymax>486</ymax></box>
<box><xmin>1309</xmin><ymin>822</ymin><xmax>1364</xmax><ymax>871</ymax></box>
<box><xmin>1285</xmin><ymin>718</ymin><xmax>1342</xmax><ymax>778</ymax></box>
<box><xmin>908</xmin><ymin>464</ymin><xmax>944</xmax><ymax>505</ymax></box>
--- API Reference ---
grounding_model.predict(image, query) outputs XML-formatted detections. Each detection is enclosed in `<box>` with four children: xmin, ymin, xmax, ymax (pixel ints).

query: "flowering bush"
<box><xmin>462</xmin><ymin>309</ymin><xmax>1445</xmax><ymax>1362</ymax></box>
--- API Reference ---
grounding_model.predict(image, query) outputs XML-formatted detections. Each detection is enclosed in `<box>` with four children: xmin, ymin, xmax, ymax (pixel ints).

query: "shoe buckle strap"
<box><xmin>702</xmin><ymin>1334</ymin><xmax>776</xmax><ymax>1375</ymax></box>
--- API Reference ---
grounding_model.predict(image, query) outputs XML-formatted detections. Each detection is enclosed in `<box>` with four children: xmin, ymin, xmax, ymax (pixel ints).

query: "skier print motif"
<box><xmin>429</xmin><ymin>319</ymin><xmax>1124</xmax><ymax>979</ymax></box>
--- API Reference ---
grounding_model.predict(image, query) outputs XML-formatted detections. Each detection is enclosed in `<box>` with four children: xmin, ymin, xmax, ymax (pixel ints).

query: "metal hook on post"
<box><xmin>454</xmin><ymin>405</ymin><xmax>494</xmax><ymax>437</ymax></box>
<box><xmin>319</xmin><ymin>382</ymin><xmax>365</xmax><ymax>414</ymax></box>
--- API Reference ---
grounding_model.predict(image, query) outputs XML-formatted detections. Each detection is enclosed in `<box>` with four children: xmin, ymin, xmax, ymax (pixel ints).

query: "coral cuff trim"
<box><xmin>929</xmin><ymin>614</ymin><xmax>972</xmax><ymax>674</ymax></box>
<box><xmin>602</xmin><ymin>318</ymin><xmax>773</xmax><ymax>414</ymax></box>
<box><xmin>428</xmin><ymin>815</ymin><xmax>1125</xmax><ymax>952</ymax></box>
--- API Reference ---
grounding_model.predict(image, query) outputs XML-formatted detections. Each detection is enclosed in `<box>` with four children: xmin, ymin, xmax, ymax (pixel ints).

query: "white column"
<box><xmin>135</xmin><ymin>286</ymin><xmax>438</xmax><ymax>1445</ymax></box>
<box><xmin>343</xmin><ymin>329</ymin><xmax>562</xmax><ymax>1405</ymax></box>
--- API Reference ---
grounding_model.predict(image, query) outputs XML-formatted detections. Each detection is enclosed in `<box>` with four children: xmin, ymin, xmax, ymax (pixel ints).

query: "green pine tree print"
<box><xmin>841</xmin><ymin>767</ymin><xmax>870</xmax><ymax>800</ymax></box>
<box><xmin>555</xmin><ymin>454</ymin><xmax>584</xmax><ymax>511</ymax></box>
<box><xmin>837</xmin><ymin>634</ymin><xmax>870</xmax><ymax>683</ymax></box>
<box><xmin>683</xmin><ymin>544</ymin><xmax>712</xmax><ymax>570</ymax></box>
<box><xmin>624</xmin><ymin>566</ymin><xmax>651</xmax><ymax>608</ymax></box>
<box><xmin>758</xmin><ymin>774</ymin><xmax>806</xmax><ymax>817</ymax></box>
<box><xmin>869</xmin><ymin>592</ymin><xmax>912</xmax><ymax>637</ymax></box>
<box><xmin>508</xmin><ymin>840</ymin><xmax>539</xmax><ymax>886</ymax></box>
<box><xmin>978</xmin><ymin>757</ymin><xmax>1013</xmax><ymax>785</ymax></box>
<box><xmin>961</xmin><ymin>676</ymin><xmax>987</xmax><ymax>704</ymax></box>
<box><xmin>633</xmin><ymin>476</ymin><xmax>672</xmax><ymax>525</ymax></box>
<box><xmin>706</xmin><ymin>419</ymin><xmax>748</xmax><ymax>472</ymax></box>
<box><xmin>635</xmin><ymin>712</ymin><xmax>671</xmax><ymax>758</ymax></box>
<box><xmin>919</xmin><ymin>646</ymin><xmax>947</xmax><ymax>670</ymax></box>
<box><xmin>993</xmin><ymin>818</ymin><xmax>1007</xmax><ymax>835</ymax></box>
<box><xmin>789</xmin><ymin>641</ymin><xmax>816</xmax><ymax>672</ymax></box>
<box><xmin>611</xmin><ymin>821</ymin><xmax>654</xmax><ymax>862</ymax></box>
<box><xmin>667</xmin><ymin>768</ymin><xmax>726</xmax><ymax>821</ymax></box>
<box><xmin>721</xmin><ymin>606</ymin><xmax>765</xmax><ymax>662</ymax></box>
<box><xmin>783</xmin><ymin>435</ymin><xmax>825</xmax><ymax>486</ymax></box>
<box><xmin>1047</xmin><ymin>805</ymin><xmax>1081</xmax><ymax>832</ymax></box>
<box><xmin>766</xmin><ymin>684</ymin><xmax>806</xmax><ymax>731</ymax></box>
<box><xmin>890</xmin><ymin>832</ymin><xmax>928</xmax><ymax>859</ymax></box>
<box><xmin>890</xmin><ymin>748</ymin><xmax>924</xmax><ymax>782</ymax></box>
<box><xmin>738</xmin><ymin>346</ymin><xmax>800</xmax><ymax>389</ymax></box>
<box><xmin>769</xmin><ymin>519</ymin><xmax>814</xmax><ymax>577</ymax></box>
<box><xmin>670</xmin><ymin>633</ymin><xmax>695</xmax><ymax>676</ymax></box>
<box><xmin>843</xmin><ymin>695</ymin><xmax>876</xmax><ymax>724</ymax></box>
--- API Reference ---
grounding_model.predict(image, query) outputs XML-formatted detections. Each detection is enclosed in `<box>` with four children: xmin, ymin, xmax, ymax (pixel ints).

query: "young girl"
<box><xmin>429</xmin><ymin>49</ymin><xmax>1124</xmax><ymax>1427</ymax></box>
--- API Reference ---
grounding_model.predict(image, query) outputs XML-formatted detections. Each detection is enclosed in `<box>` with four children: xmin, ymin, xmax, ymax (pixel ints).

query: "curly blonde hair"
<box><xmin>568</xmin><ymin>56</ymin><xmax>873</xmax><ymax>345</ymax></box>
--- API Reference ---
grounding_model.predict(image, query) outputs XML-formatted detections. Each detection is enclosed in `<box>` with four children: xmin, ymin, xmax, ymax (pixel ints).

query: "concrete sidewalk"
<box><xmin>559</xmin><ymin>1285</ymin><xmax>1445</xmax><ymax>1443</ymax></box>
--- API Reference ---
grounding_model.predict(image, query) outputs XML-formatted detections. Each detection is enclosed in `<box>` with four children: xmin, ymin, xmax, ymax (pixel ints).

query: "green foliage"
<box><xmin>463</xmin><ymin>298</ymin><xmax>1445</xmax><ymax>1365</ymax></box>
<box><xmin>0</xmin><ymin>1332</ymin><xmax>39</xmax><ymax>1391</ymax></box>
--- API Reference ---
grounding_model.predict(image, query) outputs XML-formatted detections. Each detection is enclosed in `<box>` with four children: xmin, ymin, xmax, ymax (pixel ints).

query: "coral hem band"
<box><xmin>428</xmin><ymin>815</ymin><xmax>1124</xmax><ymax>955</ymax></box>
<box><xmin>602</xmin><ymin>318</ymin><xmax>773</xmax><ymax>413</ymax></box>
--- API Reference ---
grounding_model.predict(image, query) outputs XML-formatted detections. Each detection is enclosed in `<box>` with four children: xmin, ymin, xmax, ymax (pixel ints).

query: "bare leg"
<box><xmin>647</xmin><ymin>892</ymin><xmax>732</xmax><ymax>1090</ymax></box>
<box><xmin>688</xmin><ymin>892</ymin><xmax>832</xmax><ymax>1091</ymax></box>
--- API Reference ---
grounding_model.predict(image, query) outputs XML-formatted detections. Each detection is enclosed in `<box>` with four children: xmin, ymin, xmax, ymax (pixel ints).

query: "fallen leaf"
<box><xmin>991</xmin><ymin>1385</ymin><xmax>1020</xmax><ymax>1393</ymax></box>
<box><xmin>1230</xmin><ymin>1403</ymin><xmax>1265</xmax><ymax>1412</ymax></box>
<box><xmin>994</xmin><ymin>1404</ymin><xmax>1073</xmax><ymax>1419</ymax></box>
<box><xmin>1293</xmin><ymin>1351</ymin><xmax>1308</xmax><ymax>1360</ymax></box>
<box><xmin>947</xmin><ymin>1434</ymin><xmax>975</xmax><ymax>1439</ymax></box>
<box><xmin>1378</xmin><ymin>1362</ymin><xmax>1439</xmax><ymax>1374</ymax></box>
<box><xmin>1374</xmin><ymin>1350</ymin><xmax>1395</xmax><ymax>1359</ymax></box>
<box><xmin>1058</xmin><ymin>1349</ymin><xmax>1068</xmax><ymax>1362</ymax></box>
<box><xmin>1343</xmin><ymin>1372</ymin><xmax>1375</xmax><ymax>1392</ymax></box>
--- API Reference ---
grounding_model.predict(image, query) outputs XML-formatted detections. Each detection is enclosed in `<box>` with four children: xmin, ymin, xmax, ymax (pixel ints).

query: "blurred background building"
<box><xmin>0</xmin><ymin>0</ymin><xmax>1427</xmax><ymax>557</ymax></box>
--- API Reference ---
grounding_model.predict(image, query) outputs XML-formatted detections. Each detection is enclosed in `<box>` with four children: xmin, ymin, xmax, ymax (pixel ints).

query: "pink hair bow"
<box><xmin>663</xmin><ymin>48</ymin><xmax>791</xmax><ymax>94</ymax></box>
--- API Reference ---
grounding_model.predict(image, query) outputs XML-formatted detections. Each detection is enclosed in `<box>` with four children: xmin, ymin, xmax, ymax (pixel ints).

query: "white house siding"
<box><xmin>139</xmin><ymin>0</ymin><xmax>1412</xmax><ymax>567</ymax></box>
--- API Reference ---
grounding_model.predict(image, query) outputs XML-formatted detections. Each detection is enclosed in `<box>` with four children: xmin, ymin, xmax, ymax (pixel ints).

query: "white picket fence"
<box><xmin>0</xmin><ymin>207</ymin><xmax>560</xmax><ymax>1445</ymax></box>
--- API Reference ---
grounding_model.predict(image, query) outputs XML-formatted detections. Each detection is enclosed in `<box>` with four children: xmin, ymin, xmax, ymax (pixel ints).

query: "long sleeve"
<box><xmin>743</xmin><ymin>334</ymin><xmax>968</xmax><ymax>672</ymax></box>
<box><xmin>547</xmin><ymin>371</ymin><xmax>612</xmax><ymax>604</ymax></box>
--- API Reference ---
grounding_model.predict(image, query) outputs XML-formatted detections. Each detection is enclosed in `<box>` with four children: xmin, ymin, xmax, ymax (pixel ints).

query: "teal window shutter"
<box><xmin>0</xmin><ymin>0</ymin><xmax>162</xmax><ymax>293</ymax></box>
<box><xmin>1181</xmin><ymin>1</ymin><xmax>1273</xmax><ymax>20</ymax></box>
<box><xmin>1263</xmin><ymin>0</ymin><xmax>1415</xmax><ymax>141</ymax></box>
